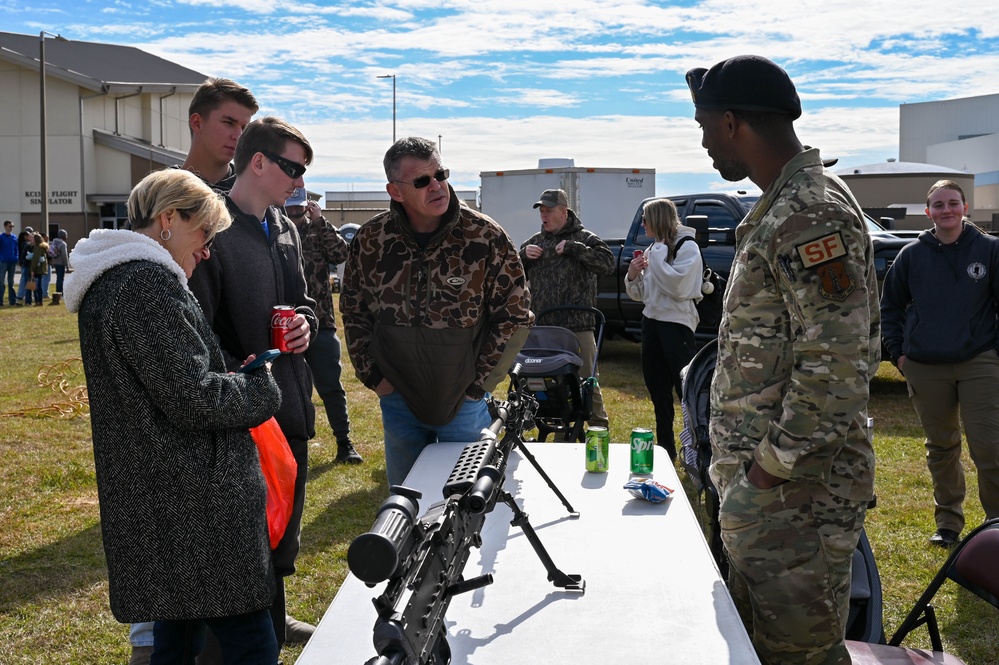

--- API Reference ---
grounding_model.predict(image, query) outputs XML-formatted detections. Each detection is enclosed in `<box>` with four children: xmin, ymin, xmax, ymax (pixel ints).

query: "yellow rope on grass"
<box><xmin>0</xmin><ymin>358</ymin><xmax>89</xmax><ymax>419</ymax></box>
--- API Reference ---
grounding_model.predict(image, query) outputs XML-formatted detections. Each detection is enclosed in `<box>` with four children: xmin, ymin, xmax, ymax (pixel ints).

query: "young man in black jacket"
<box><xmin>189</xmin><ymin>116</ymin><xmax>319</xmax><ymax>651</ymax></box>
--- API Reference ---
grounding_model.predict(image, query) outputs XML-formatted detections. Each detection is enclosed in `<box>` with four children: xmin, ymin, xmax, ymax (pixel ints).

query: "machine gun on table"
<box><xmin>347</xmin><ymin>365</ymin><xmax>584</xmax><ymax>665</ymax></box>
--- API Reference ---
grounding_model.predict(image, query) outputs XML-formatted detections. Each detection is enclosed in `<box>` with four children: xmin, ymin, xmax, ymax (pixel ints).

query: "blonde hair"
<box><xmin>128</xmin><ymin>169</ymin><xmax>230</xmax><ymax>242</ymax></box>
<box><xmin>642</xmin><ymin>198</ymin><xmax>680</xmax><ymax>247</ymax></box>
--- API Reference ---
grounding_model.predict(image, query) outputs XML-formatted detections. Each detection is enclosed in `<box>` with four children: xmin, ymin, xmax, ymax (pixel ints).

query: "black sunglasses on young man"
<box><xmin>393</xmin><ymin>169</ymin><xmax>449</xmax><ymax>189</ymax></box>
<box><xmin>260</xmin><ymin>149</ymin><xmax>307</xmax><ymax>179</ymax></box>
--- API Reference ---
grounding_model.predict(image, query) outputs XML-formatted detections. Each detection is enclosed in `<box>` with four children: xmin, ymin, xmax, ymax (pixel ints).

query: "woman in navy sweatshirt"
<box><xmin>881</xmin><ymin>180</ymin><xmax>999</xmax><ymax>547</ymax></box>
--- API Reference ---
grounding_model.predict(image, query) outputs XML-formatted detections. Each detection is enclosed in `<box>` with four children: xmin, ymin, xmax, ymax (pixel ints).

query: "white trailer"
<box><xmin>478</xmin><ymin>159</ymin><xmax>655</xmax><ymax>245</ymax></box>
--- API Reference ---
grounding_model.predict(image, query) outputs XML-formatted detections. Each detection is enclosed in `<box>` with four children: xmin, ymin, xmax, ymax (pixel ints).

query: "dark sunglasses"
<box><xmin>394</xmin><ymin>168</ymin><xmax>449</xmax><ymax>189</ymax></box>
<box><xmin>260</xmin><ymin>149</ymin><xmax>307</xmax><ymax>179</ymax></box>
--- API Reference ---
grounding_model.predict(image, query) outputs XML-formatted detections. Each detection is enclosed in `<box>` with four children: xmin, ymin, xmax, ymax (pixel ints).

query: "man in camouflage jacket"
<box><xmin>341</xmin><ymin>137</ymin><xmax>532</xmax><ymax>485</ymax></box>
<box><xmin>520</xmin><ymin>188</ymin><xmax>615</xmax><ymax>428</ymax></box>
<box><xmin>285</xmin><ymin>187</ymin><xmax>363</xmax><ymax>465</ymax></box>
<box><xmin>689</xmin><ymin>56</ymin><xmax>879</xmax><ymax>664</ymax></box>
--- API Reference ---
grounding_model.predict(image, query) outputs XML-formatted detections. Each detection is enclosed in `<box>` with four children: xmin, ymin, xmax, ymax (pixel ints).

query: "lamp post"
<box><xmin>39</xmin><ymin>31</ymin><xmax>64</xmax><ymax>233</ymax></box>
<box><xmin>377</xmin><ymin>74</ymin><xmax>396</xmax><ymax>142</ymax></box>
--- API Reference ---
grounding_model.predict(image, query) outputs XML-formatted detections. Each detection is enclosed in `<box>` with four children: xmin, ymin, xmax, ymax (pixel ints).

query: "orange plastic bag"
<box><xmin>249</xmin><ymin>417</ymin><xmax>297</xmax><ymax>549</ymax></box>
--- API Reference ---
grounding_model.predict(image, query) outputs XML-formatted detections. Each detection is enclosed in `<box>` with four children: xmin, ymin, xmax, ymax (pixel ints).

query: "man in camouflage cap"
<box><xmin>520</xmin><ymin>188</ymin><xmax>615</xmax><ymax>430</ymax></box>
<box><xmin>688</xmin><ymin>55</ymin><xmax>879</xmax><ymax>664</ymax></box>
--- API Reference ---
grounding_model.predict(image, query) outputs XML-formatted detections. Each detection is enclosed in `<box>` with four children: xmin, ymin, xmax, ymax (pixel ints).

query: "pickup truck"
<box><xmin>597</xmin><ymin>193</ymin><xmax>914</xmax><ymax>343</ymax></box>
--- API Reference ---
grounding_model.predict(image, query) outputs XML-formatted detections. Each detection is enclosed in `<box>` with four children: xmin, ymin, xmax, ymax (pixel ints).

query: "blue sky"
<box><xmin>4</xmin><ymin>0</ymin><xmax>999</xmax><ymax>204</ymax></box>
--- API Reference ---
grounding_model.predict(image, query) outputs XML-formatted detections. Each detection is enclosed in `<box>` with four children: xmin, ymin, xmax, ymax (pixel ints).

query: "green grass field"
<box><xmin>1</xmin><ymin>297</ymin><xmax>997</xmax><ymax>663</ymax></box>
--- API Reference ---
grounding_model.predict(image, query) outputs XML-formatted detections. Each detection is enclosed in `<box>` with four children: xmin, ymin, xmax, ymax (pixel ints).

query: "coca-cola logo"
<box><xmin>271</xmin><ymin>313</ymin><xmax>293</xmax><ymax>329</ymax></box>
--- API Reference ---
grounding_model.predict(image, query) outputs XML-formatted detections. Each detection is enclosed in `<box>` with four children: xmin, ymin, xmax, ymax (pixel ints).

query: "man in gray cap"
<box><xmin>284</xmin><ymin>186</ymin><xmax>363</xmax><ymax>465</ymax></box>
<box><xmin>687</xmin><ymin>55</ymin><xmax>878</xmax><ymax>663</ymax></box>
<box><xmin>520</xmin><ymin>188</ymin><xmax>614</xmax><ymax>431</ymax></box>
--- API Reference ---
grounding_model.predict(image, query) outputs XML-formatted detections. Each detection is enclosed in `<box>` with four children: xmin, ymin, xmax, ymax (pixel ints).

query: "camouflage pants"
<box><xmin>718</xmin><ymin>462</ymin><xmax>866</xmax><ymax>665</ymax></box>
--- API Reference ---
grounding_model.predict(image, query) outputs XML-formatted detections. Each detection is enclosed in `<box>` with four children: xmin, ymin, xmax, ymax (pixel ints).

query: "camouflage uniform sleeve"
<box><xmin>519</xmin><ymin>232</ymin><xmax>542</xmax><ymax>266</ymax></box>
<box><xmin>564</xmin><ymin>231</ymin><xmax>615</xmax><ymax>276</ymax></box>
<box><xmin>316</xmin><ymin>217</ymin><xmax>350</xmax><ymax>265</ymax></box>
<box><xmin>339</xmin><ymin>232</ymin><xmax>383</xmax><ymax>390</ymax></box>
<box><xmin>470</xmin><ymin>232</ymin><xmax>533</xmax><ymax>397</ymax></box>
<box><xmin>754</xmin><ymin>203</ymin><xmax>877</xmax><ymax>483</ymax></box>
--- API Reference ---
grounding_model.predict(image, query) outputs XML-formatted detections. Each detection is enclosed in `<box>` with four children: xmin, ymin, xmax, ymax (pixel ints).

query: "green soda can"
<box><xmin>585</xmin><ymin>427</ymin><xmax>610</xmax><ymax>473</ymax></box>
<box><xmin>630</xmin><ymin>428</ymin><xmax>655</xmax><ymax>474</ymax></box>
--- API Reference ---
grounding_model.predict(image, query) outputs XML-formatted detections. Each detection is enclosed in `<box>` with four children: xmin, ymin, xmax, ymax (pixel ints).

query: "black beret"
<box><xmin>685</xmin><ymin>55</ymin><xmax>801</xmax><ymax>120</ymax></box>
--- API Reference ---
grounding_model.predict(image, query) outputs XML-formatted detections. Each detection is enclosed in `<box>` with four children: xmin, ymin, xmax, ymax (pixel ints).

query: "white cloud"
<box><xmin>11</xmin><ymin>0</ymin><xmax>999</xmax><ymax>205</ymax></box>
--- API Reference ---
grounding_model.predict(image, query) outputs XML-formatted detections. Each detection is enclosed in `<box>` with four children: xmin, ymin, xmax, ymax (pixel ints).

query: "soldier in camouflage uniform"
<box><xmin>520</xmin><ymin>188</ymin><xmax>615</xmax><ymax>429</ymax></box>
<box><xmin>687</xmin><ymin>56</ymin><xmax>879</xmax><ymax>664</ymax></box>
<box><xmin>285</xmin><ymin>187</ymin><xmax>363</xmax><ymax>465</ymax></box>
<box><xmin>340</xmin><ymin>137</ymin><xmax>533</xmax><ymax>485</ymax></box>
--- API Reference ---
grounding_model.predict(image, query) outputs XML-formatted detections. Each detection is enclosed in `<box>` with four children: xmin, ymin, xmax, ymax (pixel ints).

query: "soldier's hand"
<box><xmin>747</xmin><ymin>460</ymin><xmax>787</xmax><ymax>489</ymax></box>
<box><xmin>524</xmin><ymin>244</ymin><xmax>543</xmax><ymax>260</ymax></box>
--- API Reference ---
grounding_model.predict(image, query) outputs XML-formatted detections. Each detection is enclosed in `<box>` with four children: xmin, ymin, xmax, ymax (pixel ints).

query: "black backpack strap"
<box><xmin>671</xmin><ymin>235</ymin><xmax>696</xmax><ymax>263</ymax></box>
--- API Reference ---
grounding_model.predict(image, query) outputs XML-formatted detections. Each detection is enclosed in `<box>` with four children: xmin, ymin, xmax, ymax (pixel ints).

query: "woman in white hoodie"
<box><xmin>625</xmin><ymin>198</ymin><xmax>703</xmax><ymax>460</ymax></box>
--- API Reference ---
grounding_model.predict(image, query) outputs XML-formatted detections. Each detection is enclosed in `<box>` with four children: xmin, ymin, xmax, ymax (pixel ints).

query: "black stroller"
<box><xmin>512</xmin><ymin>306</ymin><xmax>605</xmax><ymax>442</ymax></box>
<box><xmin>679</xmin><ymin>339</ymin><xmax>885</xmax><ymax>644</ymax></box>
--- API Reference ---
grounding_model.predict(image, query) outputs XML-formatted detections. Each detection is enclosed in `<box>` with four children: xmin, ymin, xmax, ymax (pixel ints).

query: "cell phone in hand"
<box><xmin>238</xmin><ymin>349</ymin><xmax>281</xmax><ymax>373</ymax></box>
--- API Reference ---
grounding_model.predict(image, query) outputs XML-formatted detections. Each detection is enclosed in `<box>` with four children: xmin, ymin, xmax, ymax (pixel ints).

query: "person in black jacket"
<box><xmin>881</xmin><ymin>179</ymin><xmax>999</xmax><ymax>547</ymax></box>
<box><xmin>188</xmin><ymin>116</ymin><xmax>319</xmax><ymax>649</ymax></box>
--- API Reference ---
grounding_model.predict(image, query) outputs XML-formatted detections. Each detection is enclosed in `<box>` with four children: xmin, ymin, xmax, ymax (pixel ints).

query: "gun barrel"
<box><xmin>466</xmin><ymin>465</ymin><xmax>502</xmax><ymax>513</ymax></box>
<box><xmin>348</xmin><ymin>493</ymin><xmax>421</xmax><ymax>584</ymax></box>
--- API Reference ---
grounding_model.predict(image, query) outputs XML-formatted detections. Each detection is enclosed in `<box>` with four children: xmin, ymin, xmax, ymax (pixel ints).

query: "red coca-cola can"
<box><xmin>270</xmin><ymin>305</ymin><xmax>295</xmax><ymax>353</ymax></box>
<box><xmin>633</xmin><ymin>249</ymin><xmax>643</xmax><ymax>258</ymax></box>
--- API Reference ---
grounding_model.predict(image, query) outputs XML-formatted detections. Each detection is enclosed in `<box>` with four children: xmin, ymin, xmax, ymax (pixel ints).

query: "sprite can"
<box><xmin>585</xmin><ymin>427</ymin><xmax>610</xmax><ymax>473</ymax></box>
<box><xmin>630</xmin><ymin>428</ymin><xmax>655</xmax><ymax>474</ymax></box>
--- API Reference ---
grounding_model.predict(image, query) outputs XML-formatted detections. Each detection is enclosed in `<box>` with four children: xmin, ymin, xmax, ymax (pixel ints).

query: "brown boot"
<box><xmin>50</xmin><ymin>292</ymin><xmax>62</xmax><ymax>305</ymax></box>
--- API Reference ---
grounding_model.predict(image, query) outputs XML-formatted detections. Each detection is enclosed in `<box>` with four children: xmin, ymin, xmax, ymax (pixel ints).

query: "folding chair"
<box><xmin>846</xmin><ymin>517</ymin><xmax>999</xmax><ymax>665</ymax></box>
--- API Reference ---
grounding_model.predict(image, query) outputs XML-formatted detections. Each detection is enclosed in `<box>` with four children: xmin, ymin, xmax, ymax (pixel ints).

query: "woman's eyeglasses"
<box><xmin>393</xmin><ymin>169</ymin><xmax>449</xmax><ymax>189</ymax></box>
<box><xmin>260</xmin><ymin>149</ymin><xmax>307</xmax><ymax>179</ymax></box>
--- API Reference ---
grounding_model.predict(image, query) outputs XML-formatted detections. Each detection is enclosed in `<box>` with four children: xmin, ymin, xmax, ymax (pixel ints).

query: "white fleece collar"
<box><xmin>63</xmin><ymin>229</ymin><xmax>188</xmax><ymax>313</ymax></box>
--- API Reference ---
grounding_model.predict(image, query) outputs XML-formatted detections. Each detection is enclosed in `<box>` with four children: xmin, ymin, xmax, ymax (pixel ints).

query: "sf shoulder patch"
<box><xmin>796</xmin><ymin>232</ymin><xmax>847</xmax><ymax>268</ymax></box>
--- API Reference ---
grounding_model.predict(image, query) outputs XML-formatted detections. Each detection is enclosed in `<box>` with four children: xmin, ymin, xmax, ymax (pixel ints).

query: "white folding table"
<box><xmin>298</xmin><ymin>441</ymin><xmax>760</xmax><ymax>664</ymax></box>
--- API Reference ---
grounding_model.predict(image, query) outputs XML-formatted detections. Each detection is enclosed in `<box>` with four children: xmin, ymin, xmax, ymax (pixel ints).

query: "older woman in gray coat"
<box><xmin>65</xmin><ymin>169</ymin><xmax>282</xmax><ymax>664</ymax></box>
